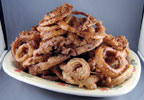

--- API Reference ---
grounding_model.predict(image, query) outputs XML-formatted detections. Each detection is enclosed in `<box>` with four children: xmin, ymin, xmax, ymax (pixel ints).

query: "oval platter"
<box><xmin>3</xmin><ymin>50</ymin><xmax>141</xmax><ymax>97</ymax></box>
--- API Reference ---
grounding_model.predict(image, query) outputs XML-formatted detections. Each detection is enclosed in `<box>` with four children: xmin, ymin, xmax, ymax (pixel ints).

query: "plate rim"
<box><xmin>2</xmin><ymin>50</ymin><xmax>141</xmax><ymax>97</ymax></box>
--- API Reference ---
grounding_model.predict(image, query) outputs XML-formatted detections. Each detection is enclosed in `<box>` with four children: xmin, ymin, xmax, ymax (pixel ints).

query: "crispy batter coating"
<box><xmin>91</xmin><ymin>45</ymin><xmax>128</xmax><ymax>78</ymax></box>
<box><xmin>39</xmin><ymin>3</ymin><xmax>73</xmax><ymax>26</ymax></box>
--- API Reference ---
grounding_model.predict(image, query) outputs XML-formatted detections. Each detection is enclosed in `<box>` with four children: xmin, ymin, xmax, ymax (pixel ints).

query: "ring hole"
<box><xmin>73</xmin><ymin>63</ymin><xmax>82</xmax><ymax>72</ymax></box>
<box><xmin>19</xmin><ymin>47</ymin><xmax>29</xmax><ymax>58</ymax></box>
<box><xmin>104</xmin><ymin>51</ymin><xmax>119</xmax><ymax>69</ymax></box>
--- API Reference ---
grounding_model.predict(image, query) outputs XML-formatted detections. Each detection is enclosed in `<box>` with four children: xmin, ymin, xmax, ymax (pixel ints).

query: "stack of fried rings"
<box><xmin>11</xmin><ymin>3</ymin><xmax>133</xmax><ymax>90</ymax></box>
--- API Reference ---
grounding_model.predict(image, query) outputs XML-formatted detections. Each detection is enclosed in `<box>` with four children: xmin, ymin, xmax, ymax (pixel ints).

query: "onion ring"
<box><xmin>40</xmin><ymin>29</ymin><xmax>66</xmax><ymax>41</ymax></box>
<box><xmin>22</xmin><ymin>56</ymin><xmax>44</xmax><ymax>68</ymax></box>
<box><xmin>77</xmin><ymin>21</ymin><xmax>106</xmax><ymax>40</ymax></box>
<box><xmin>106</xmin><ymin>65</ymin><xmax>133</xmax><ymax>87</ymax></box>
<box><xmin>37</xmin><ymin>25</ymin><xmax>60</xmax><ymax>32</ymax></box>
<box><xmin>15</xmin><ymin>43</ymin><xmax>33</xmax><ymax>62</ymax></box>
<box><xmin>57</xmin><ymin>10</ymin><xmax>97</xmax><ymax>33</ymax></box>
<box><xmin>61</xmin><ymin>58</ymin><xmax>90</xmax><ymax>87</ymax></box>
<box><xmin>94</xmin><ymin>45</ymin><xmax>128</xmax><ymax>78</ymax></box>
<box><xmin>104</xmin><ymin>34</ymin><xmax>129</xmax><ymax>50</ymax></box>
<box><xmin>58</xmin><ymin>20</ymin><xmax>75</xmax><ymax>32</ymax></box>
<box><xmin>58</xmin><ymin>20</ymin><xmax>106</xmax><ymax>41</ymax></box>
<box><xmin>11</xmin><ymin>37</ymin><xmax>33</xmax><ymax>58</ymax></box>
<box><xmin>18</xmin><ymin>31</ymin><xmax>41</xmax><ymax>49</ymax></box>
<box><xmin>31</xmin><ymin>54</ymin><xmax>70</xmax><ymax>73</ymax></box>
<box><xmin>19</xmin><ymin>31</ymin><xmax>40</xmax><ymax>40</ymax></box>
<box><xmin>39</xmin><ymin>3</ymin><xmax>73</xmax><ymax>26</ymax></box>
<box><xmin>11</xmin><ymin>37</ymin><xmax>24</xmax><ymax>57</ymax></box>
<box><xmin>72</xmin><ymin>11</ymin><xmax>96</xmax><ymax>31</ymax></box>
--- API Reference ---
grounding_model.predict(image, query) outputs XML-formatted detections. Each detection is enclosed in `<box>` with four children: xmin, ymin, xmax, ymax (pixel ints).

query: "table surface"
<box><xmin>1</xmin><ymin>0</ymin><xmax>144</xmax><ymax>100</ymax></box>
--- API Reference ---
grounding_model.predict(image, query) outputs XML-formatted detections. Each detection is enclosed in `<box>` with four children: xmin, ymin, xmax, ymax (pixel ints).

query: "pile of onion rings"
<box><xmin>11</xmin><ymin>3</ymin><xmax>133</xmax><ymax>90</ymax></box>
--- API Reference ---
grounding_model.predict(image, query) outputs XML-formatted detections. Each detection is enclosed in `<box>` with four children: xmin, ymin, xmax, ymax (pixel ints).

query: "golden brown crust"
<box><xmin>39</xmin><ymin>3</ymin><xmax>73</xmax><ymax>26</ymax></box>
<box><xmin>104</xmin><ymin>34</ymin><xmax>129</xmax><ymax>51</ymax></box>
<box><xmin>106</xmin><ymin>65</ymin><xmax>133</xmax><ymax>87</ymax></box>
<box><xmin>92</xmin><ymin>46</ymin><xmax>128</xmax><ymax>78</ymax></box>
<box><xmin>61</xmin><ymin>58</ymin><xmax>90</xmax><ymax>87</ymax></box>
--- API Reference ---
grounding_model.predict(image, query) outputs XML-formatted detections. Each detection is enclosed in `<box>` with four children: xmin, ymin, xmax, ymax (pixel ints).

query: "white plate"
<box><xmin>3</xmin><ymin>50</ymin><xmax>141</xmax><ymax>97</ymax></box>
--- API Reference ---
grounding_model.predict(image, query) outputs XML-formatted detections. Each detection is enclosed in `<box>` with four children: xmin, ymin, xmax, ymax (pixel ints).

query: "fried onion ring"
<box><xmin>57</xmin><ymin>11</ymin><xmax>97</xmax><ymax>33</ymax></box>
<box><xmin>15</xmin><ymin>43</ymin><xmax>33</xmax><ymax>62</ymax></box>
<box><xmin>72</xmin><ymin>11</ymin><xmax>96</xmax><ymax>31</ymax></box>
<box><xmin>58</xmin><ymin>20</ymin><xmax>106</xmax><ymax>41</ymax></box>
<box><xmin>19</xmin><ymin>31</ymin><xmax>40</xmax><ymax>40</ymax></box>
<box><xmin>40</xmin><ymin>29</ymin><xmax>66</xmax><ymax>41</ymax></box>
<box><xmin>11</xmin><ymin>37</ymin><xmax>34</xmax><ymax>59</ymax></box>
<box><xmin>39</xmin><ymin>3</ymin><xmax>73</xmax><ymax>26</ymax></box>
<box><xmin>11</xmin><ymin>37</ymin><xmax>24</xmax><ymax>57</ymax></box>
<box><xmin>94</xmin><ymin>45</ymin><xmax>128</xmax><ymax>78</ymax></box>
<box><xmin>104</xmin><ymin>34</ymin><xmax>129</xmax><ymax>50</ymax></box>
<box><xmin>37</xmin><ymin>25</ymin><xmax>59</xmax><ymax>32</ymax></box>
<box><xmin>22</xmin><ymin>56</ymin><xmax>44</xmax><ymax>68</ymax></box>
<box><xmin>31</xmin><ymin>54</ymin><xmax>70</xmax><ymax>73</ymax></box>
<box><xmin>77</xmin><ymin>21</ymin><xmax>106</xmax><ymax>40</ymax></box>
<box><xmin>61</xmin><ymin>58</ymin><xmax>90</xmax><ymax>87</ymax></box>
<box><xmin>106</xmin><ymin>65</ymin><xmax>133</xmax><ymax>87</ymax></box>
